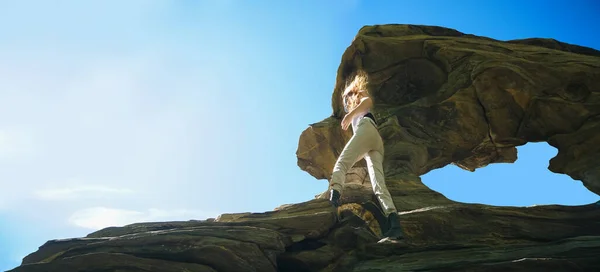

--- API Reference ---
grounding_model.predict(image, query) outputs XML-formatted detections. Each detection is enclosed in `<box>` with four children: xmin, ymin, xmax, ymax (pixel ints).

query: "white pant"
<box><xmin>330</xmin><ymin>117</ymin><xmax>398</xmax><ymax>216</ymax></box>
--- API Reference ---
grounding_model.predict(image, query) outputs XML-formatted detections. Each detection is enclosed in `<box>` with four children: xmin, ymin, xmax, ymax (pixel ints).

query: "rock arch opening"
<box><xmin>421</xmin><ymin>142</ymin><xmax>599</xmax><ymax>207</ymax></box>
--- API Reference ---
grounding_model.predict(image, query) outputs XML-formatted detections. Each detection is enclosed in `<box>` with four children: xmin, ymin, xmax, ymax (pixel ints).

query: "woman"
<box><xmin>329</xmin><ymin>71</ymin><xmax>404</xmax><ymax>240</ymax></box>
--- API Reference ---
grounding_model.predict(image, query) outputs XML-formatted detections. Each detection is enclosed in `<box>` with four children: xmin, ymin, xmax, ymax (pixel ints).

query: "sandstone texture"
<box><xmin>298</xmin><ymin>24</ymin><xmax>600</xmax><ymax>202</ymax></box>
<box><xmin>9</xmin><ymin>24</ymin><xmax>600</xmax><ymax>272</ymax></box>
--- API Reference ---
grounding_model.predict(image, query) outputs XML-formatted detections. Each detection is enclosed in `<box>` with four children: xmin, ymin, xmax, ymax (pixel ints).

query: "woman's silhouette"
<box><xmin>329</xmin><ymin>71</ymin><xmax>404</xmax><ymax>240</ymax></box>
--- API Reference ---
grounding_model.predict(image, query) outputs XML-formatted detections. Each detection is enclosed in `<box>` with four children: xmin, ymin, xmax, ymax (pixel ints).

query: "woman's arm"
<box><xmin>341</xmin><ymin>95</ymin><xmax>373</xmax><ymax>130</ymax></box>
<box><xmin>350</xmin><ymin>96</ymin><xmax>373</xmax><ymax>116</ymax></box>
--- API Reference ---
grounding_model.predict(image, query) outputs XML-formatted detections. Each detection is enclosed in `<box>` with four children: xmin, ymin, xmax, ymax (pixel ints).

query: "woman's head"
<box><xmin>342</xmin><ymin>71</ymin><xmax>369</xmax><ymax>112</ymax></box>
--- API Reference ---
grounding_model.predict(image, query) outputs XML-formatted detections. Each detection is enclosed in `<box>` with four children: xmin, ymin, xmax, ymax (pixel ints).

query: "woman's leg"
<box><xmin>363</xmin><ymin>121</ymin><xmax>404</xmax><ymax>240</ymax></box>
<box><xmin>330</xmin><ymin>120</ymin><xmax>373</xmax><ymax>193</ymax></box>
<box><xmin>364</xmin><ymin>149</ymin><xmax>397</xmax><ymax>216</ymax></box>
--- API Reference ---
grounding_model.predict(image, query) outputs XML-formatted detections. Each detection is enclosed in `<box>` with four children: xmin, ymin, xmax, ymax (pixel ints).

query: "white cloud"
<box><xmin>0</xmin><ymin>127</ymin><xmax>35</xmax><ymax>161</ymax></box>
<box><xmin>68</xmin><ymin>207</ymin><xmax>214</xmax><ymax>230</ymax></box>
<box><xmin>69</xmin><ymin>207</ymin><xmax>144</xmax><ymax>230</ymax></box>
<box><xmin>34</xmin><ymin>185</ymin><xmax>134</xmax><ymax>201</ymax></box>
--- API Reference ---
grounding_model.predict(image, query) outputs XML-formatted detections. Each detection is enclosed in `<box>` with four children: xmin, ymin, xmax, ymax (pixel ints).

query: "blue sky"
<box><xmin>1</xmin><ymin>0</ymin><xmax>599</xmax><ymax>270</ymax></box>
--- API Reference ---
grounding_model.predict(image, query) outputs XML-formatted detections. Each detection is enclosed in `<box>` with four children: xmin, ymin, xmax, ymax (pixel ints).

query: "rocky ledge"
<box><xmin>9</xmin><ymin>24</ymin><xmax>600</xmax><ymax>271</ymax></box>
<box><xmin>9</xmin><ymin>199</ymin><xmax>600</xmax><ymax>271</ymax></box>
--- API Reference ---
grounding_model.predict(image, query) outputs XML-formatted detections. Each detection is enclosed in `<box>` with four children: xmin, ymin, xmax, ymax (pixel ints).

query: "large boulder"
<box><xmin>296</xmin><ymin>24</ymin><xmax>600</xmax><ymax>208</ymax></box>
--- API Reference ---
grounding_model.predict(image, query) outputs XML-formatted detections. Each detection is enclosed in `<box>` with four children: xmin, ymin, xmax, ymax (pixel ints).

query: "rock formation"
<box><xmin>8</xmin><ymin>24</ymin><xmax>600</xmax><ymax>272</ymax></box>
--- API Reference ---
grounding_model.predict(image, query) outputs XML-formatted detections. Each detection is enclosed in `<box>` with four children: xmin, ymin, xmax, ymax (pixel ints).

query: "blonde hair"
<box><xmin>342</xmin><ymin>71</ymin><xmax>370</xmax><ymax>112</ymax></box>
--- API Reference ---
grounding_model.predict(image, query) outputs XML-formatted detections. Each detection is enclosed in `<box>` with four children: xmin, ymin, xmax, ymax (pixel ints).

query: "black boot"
<box><xmin>382</xmin><ymin>212</ymin><xmax>404</xmax><ymax>239</ymax></box>
<box><xmin>329</xmin><ymin>189</ymin><xmax>341</xmax><ymax>207</ymax></box>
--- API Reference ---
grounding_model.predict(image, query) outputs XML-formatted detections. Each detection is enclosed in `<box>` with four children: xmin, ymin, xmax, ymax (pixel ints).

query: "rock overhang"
<box><xmin>296</xmin><ymin>24</ymin><xmax>600</xmax><ymax>199</ymax></box>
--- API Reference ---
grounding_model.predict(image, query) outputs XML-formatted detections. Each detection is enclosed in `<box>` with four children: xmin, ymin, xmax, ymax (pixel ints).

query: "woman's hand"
<box><xmin>341</xmin><ymin>112</ymin><xmax>353</xmax><ymax>130</ymax></box>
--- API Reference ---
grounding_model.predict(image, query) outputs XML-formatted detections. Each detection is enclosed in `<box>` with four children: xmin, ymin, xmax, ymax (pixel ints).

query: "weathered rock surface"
<box><xmin>18</xmin><ymin>225</ymin><xmax>288</xmax><ymax>272</ymax></box>
<box><xmin>297</xmin><ymin>24</ymin><xmax>600</xmax><ymax>204</ymax></box>
<box><xmin>9</xmin><ymin>24</ymin><xmax>600</xmax><ymax>272</ymax></box>
<box><xmin>10</xmin><ymin>199</ymin><xmax>600</xmax><ymax>271</ymax></box>
<box><xmin>11</xmin><ymin>200</ymin><xmax>334</xmax><ymax>272</ymax></box>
